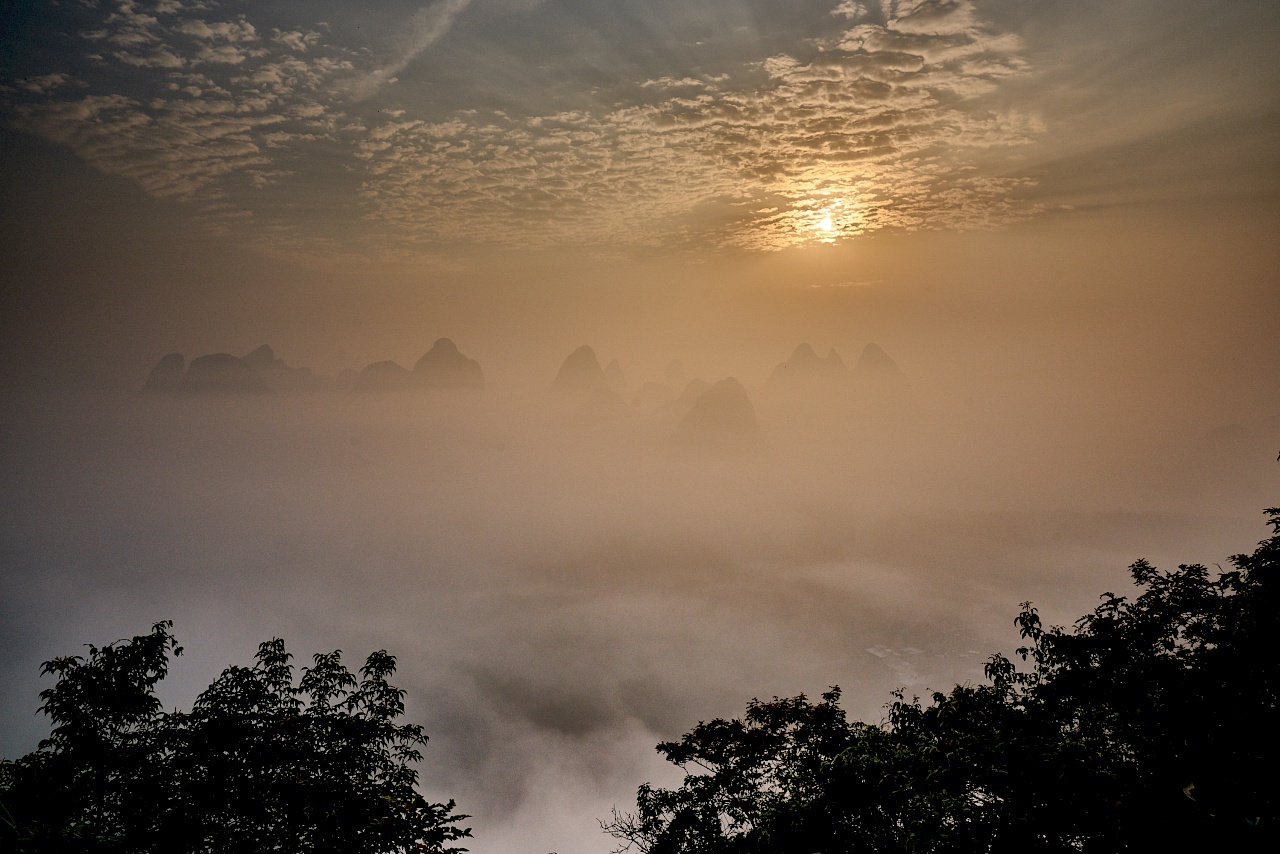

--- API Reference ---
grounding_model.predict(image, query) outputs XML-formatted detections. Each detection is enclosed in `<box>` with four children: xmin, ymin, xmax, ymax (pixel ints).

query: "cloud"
<box><xmin>3</xmin><ymin>1</ymin><xmax>359</xmax><ymax>239</ymax></box>
<box><xmin>885</xmin><ymin>0</ymin><xmax>979</xmax><ymax>35</ymax></box>
<box><xmin>115</xmin><ymin>48</ymin><xmax>187</xmax><ymax>68</ymax></box>
<box><xmin>5</xmin><ymin>0</ymin><xmax>1043</xmax><ymax>256</ymax></box>
<box><xmin>272</xmin><ymin>29</ymin><xmax>321</xmax><ymax>53</ymax></box>
<box><xmin>6</xmin><ymin>73</ymin><xmax>77</xmax><ymax>95</ymax></box>
<box><xmin>194</xmin><ymin>44</ymin><xmax>250</xmax><ymax>65</ymax></box>
<box><xmin>176</xmin><ymin>18</ymin><xmax>257</xmax><ymax>42</ymax></box>
<box><xmin>352</xmin><ymin>0</ymin><xmax>1042</xmax><ymax>252</ymax></box>
<box><xmin>344</xmin><ymin>0</ymin><xmax>475</xmax><ymax>102</ymax></box>
<box><xmin>833</xmin><ymin>1</ymin><xmax>870</xmax><ymax>21</ymax></box>
<box><xmin>16</xmin><ymin>92</ymin><xmax>280</xmax><ymax>204</ymax></box>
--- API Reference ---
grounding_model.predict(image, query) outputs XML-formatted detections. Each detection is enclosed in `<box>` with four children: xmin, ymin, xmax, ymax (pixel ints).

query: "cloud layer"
<box><xmin>3</xmin><ymin>0</ymin><xmax>1043</xmax><ymax>255</ymax></box>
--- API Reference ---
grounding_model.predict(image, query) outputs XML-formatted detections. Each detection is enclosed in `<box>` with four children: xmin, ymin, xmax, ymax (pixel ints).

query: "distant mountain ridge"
<box><xmin>762</xmin><ymin>341</ymin><xmax>913</xmax><ymax>414</ymax></box>
<box><xmin>144</xmin><ymin>339</ymin><xmax>485</xmax><ymax>395</ymax></box>
<box><xmin>673</xmin><ymin>377</ymin><xmax>760</xmax><ymax>449</ymax></box>
<box><xmin>551</xmin><ymin>345</ymin><xmax>609</xmax><ymax>397</ymax></box>
<box><xmin>414</xmin><ymin>338</ymin><xmax>484</xmax><ymax>390</ymax></box>
<box><xmin>765</xmin><ymin>343</ymin><xmax>848</xmax><ymax>390</ymax></box>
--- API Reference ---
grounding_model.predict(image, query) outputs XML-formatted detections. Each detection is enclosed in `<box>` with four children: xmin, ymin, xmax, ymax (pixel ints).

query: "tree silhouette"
<box><xmin>0</xmin><ymin>625</ymin><xmax>470</xmax><ymax>852</ymax></box>
<box><xmin>606</xmin><ymin>508</ymin><xmax>1279</xmax><ymax>852</ymax></box>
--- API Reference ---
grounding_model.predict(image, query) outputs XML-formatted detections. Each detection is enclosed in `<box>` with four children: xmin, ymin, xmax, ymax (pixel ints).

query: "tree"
<box><xmin>606</xmin><ymin>508</ymin><xmax>1279</xmax><ymax>852</ymax></box>
<box><xmin>0</xmin><ymin>624</ymin><xmax>470</xmax><ymax>852</ymax></box>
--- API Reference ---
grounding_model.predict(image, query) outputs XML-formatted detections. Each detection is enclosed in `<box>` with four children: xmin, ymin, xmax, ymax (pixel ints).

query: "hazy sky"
<box><xmin>1</xmin><ymin>2</ymin><xmax>1278</xmax><ymax>852</ymax></box>
<box><xmin>3</xmin><ymin>0</ymin><xmax>1277</xmax><ymax>259</ymax></box>
<box><xmin>1</xmin><ymin>0</ymin><xmax>1276</xmax><ymax>384</ymax></box>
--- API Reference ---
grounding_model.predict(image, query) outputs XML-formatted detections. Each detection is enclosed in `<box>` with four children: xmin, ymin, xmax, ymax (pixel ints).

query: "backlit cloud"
<box><xmin>4</xmin><ymin>0</ymin><xmax>355</xmax><ymax>234</ymax></box>
<box><xmin>357</xmin><ymin>0</ymin><xmax>1042</xmax><ymax>251</ymax></box>
<box><xmin>4</xmin><ymin>0</ymin><xmax>1043</xmax><ymax>256</ymax></box>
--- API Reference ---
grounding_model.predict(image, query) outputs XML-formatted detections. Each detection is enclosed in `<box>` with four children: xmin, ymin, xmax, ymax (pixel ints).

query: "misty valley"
<box><xmin>2</xmin><ymin>335</ymin><xmax>1275</xmax><ymax>851</ymax></box>
<box><xmin>2</xmin><ymin>0</ymin><xmax>1277</xmax><ymax>846</ymax></box>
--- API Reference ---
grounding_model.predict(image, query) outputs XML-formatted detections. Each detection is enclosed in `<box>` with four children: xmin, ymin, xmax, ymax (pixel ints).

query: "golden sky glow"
<box><xmin>5</xmin><ymin>0</ymin><xmax>1274</xmax><ymax>264</ymax></box>
<box><xmin>3</xmin><ymin>1</ymin><xmax>1053</xmax><ymax>258</ymax></box>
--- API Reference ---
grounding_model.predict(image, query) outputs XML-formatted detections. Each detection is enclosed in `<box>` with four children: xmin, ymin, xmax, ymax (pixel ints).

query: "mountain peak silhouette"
<box><xmin>854</xmin><ymin>343</ymin><xmax>900</xmax><ymax>374</ymax></box>
<box><xmin>414</xmin><ymin>338</ymin><xmax>484</xmax><ymax>390</ymax></box>
<box><xmin>354</xmin><ymin>360</ymin><xmax>413</xmax><ymax>391</ymax></box>
<box><xmin>183</xmin><ymin>353</ymin><xmax>265</xmax><ymax>393</ymax></box>
<box><xmin>789</xmin><ymin>343</ymin><xmax>820</xmax><ymax>363</ymax></box>
<box><xmin>143</xmin><ymin>353</ymin><xmax>186</xmax><ymax>392</ymax></box>
<box><xmin>242</xmin><ymin>344</ymin><xmax>277</xmax><ymax>370</ymax></box>
<box><xmin>605</xmin><ymin>358</ymin><xmax>626</xmax><ymax>390</ymax></box>
<box><xmin>766</xmin><ymin>343</ymin><xmax>848</xmax><ymax>393</ymax></box>
<box><xmin>673</xmin><ymin>377</ymin><xmax>760</xmax><ymax>447</ymax></box>
<box><xmin>551</xmin><ymin>345</ymin><xmax>607</xmax><ymax>396</ymax></box>
<box><xmin>850</xmin><ymin>343</ymin><xmax>913</xmax><ymax>412</ymax></box>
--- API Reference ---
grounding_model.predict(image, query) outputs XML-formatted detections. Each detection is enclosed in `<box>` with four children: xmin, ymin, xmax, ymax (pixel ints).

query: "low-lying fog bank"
<box><xmin>1</xmin><ymin>379</ymin><xmax>1275</xmax><ymax>852</ymax></box>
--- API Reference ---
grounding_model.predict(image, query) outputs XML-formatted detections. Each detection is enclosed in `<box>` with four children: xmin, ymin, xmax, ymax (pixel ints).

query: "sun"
<box><xmin>818</xmin><ymin>213</ymin><xmax>834</xmax><ymax>233</ymax></box>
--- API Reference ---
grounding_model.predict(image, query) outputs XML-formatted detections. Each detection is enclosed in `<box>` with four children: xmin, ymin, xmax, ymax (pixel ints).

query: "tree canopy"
<box><xmin>606</xmin><ymin>508</ymin><xmax>1279</xmax><ymax>852</ymax></box>
<box><xmin>0</xmin><ymin>626</ymin><xmax>470</xmax><ymax>853</ymax></box>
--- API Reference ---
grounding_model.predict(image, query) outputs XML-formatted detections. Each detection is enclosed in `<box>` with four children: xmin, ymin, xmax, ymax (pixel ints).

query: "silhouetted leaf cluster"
<box><xmin>606</xmin><ymin>509</ymin><xmax>1280</xmax><ymax>852</ymax></box>
<box><xmin>0</xmin><ymin>628</ymin><xmax>470</xmax><ymax>852</ymax></box>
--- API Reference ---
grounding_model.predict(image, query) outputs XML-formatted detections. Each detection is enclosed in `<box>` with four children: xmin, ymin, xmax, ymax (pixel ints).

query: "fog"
<box><xmin>2</xmin><ymin>312</ymin><xmax>1275</xmax><ymax>850</ymax></box>
<box><xmin>3</xmin><ymin>0</ymin><xmax>1278</xmax><ymax>848</ymax></box>
<box><xmin>3</xmin><ymin>184</ymin><xmax>1277</xmax><ymax>852</ymax></box>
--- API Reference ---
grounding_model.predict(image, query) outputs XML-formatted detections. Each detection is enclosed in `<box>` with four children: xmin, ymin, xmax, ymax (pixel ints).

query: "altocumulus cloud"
<box><xmin>357</xmin><ymin>0</ymin><xmax>1044</xmax><ymax>251</ymax></box>
<box><xmin>4</xmin><ymin>0</ymin><xmax>358</xmax><ymax>234</ymax></box>
<box><xmin>3</xmin><ymin>0</ymin><xmax>1044</xmax><ymax>255</ymax></box>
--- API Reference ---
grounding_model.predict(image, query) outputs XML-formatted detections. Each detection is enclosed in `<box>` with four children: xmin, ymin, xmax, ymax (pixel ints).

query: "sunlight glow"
<box><xmin>728</xmin><ymin>187</ymin><xmax>880</xmax><ymax>250</ymax></box>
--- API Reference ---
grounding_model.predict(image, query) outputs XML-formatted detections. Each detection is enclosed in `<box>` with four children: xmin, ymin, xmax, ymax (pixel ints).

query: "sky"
<box><xmin>1</xmin><ymin>1</ymin><xmax>1279</xmax><ymax>851</ymax></box>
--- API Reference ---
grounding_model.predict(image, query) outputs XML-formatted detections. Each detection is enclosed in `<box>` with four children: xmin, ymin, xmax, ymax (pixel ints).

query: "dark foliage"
<box><xmin>0</xmin><ymin>626</ymin><xmax>470</xmax><ymax>852</ymax></box>
<box><xmin>606</xmin><ymin>508</ymin><xmax>1280</xmax><ymax>852</ymax></box>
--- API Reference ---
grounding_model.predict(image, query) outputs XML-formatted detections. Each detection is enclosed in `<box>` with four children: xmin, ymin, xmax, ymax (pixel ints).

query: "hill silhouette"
<box><xmin>850</xmin><ymin>342</ymin><xmax>913</xmax><ymax>410</ymax></box>
<box><xmin>673</xmin><ymin>378</ymin><xmax>760</xmax><ymax>448</ymax></box>
<box><xmin>144</xmin><ymin>345</ymin><xmax>326</xmax><ymax>394</ymax></box>
<box><xmin>765</xmin><ymin>343</ymin><xmax>847</xmax><ymax>393</ymax></box>
<box><xmin>142</xmin><ymin>353</ymin><xmax>185</xmax><ymax>392</ymax></box>
<box><xmin>354</xmin><ymin>360</ymin><xmax>414</xmax><ymax>392</ymax></box>
<box><xmin>414</xmin><ymin>338</ymin><xmax>484</xmax><ymax>390</ymax></box>
<box><xmin>551</xmin><ymin>345</ymin><xmax>608</xmax><ymax>397</ymax></box>
<box><xmin>182</xmin><ymin>353</ymin><xmax>265</xmax><ymax>394</ymax></box>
